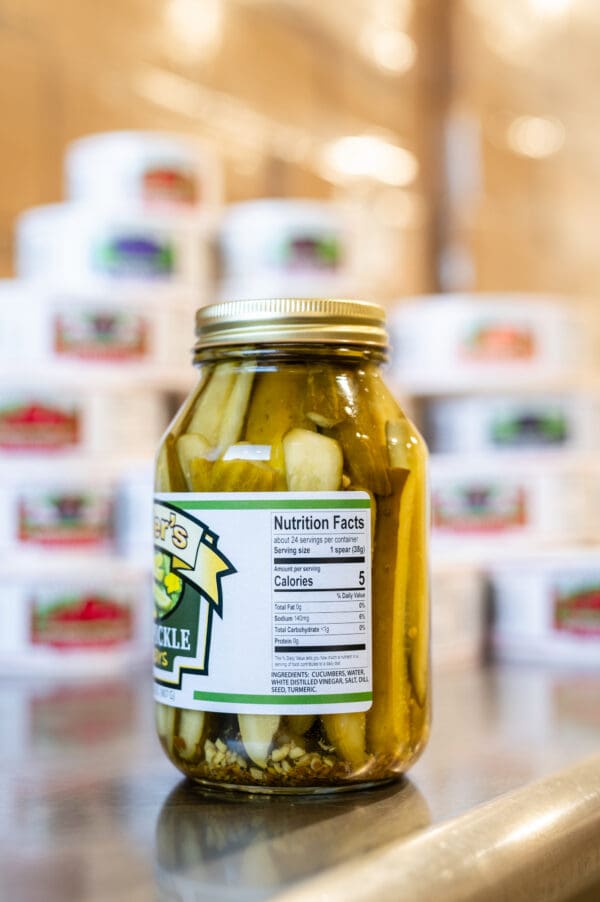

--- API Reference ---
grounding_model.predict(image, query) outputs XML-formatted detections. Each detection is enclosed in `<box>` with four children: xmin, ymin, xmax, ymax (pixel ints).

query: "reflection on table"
<box><xmin>0</xmin><ymin>664</ymin><xmax>599</xmax><ymax>901</ymax></box>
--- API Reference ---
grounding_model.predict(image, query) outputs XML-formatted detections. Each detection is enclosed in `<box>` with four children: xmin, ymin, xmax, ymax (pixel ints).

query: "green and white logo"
<box><xmin>153</xmin><ymin>501</ymin><xmax>235</xmax><ymax>687</ymax></box>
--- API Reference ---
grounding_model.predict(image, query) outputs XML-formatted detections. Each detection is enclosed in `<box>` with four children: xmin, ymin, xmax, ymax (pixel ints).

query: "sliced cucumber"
<box><xmin>208</xmin><ymin>458</ymin><xmax>277</xmax><ymax>492</ymax></box>
<box><xmin>283</xmin><ymin>428</ymin><xmax>343</xmax><ymax>491</ymax></box>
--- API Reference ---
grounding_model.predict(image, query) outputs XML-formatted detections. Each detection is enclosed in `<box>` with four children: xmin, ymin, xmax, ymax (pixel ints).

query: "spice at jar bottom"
<box><xmin>153</xmin><ymin>298</ymin><xmax>430</xmax><ymax>793</ymax></box>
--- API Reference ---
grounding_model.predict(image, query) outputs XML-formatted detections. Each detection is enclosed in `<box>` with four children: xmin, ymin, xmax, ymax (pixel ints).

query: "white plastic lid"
<box><xmin>16</xmin><ymin>201</ymin><xmax>208</xmax><ymax>235</ymax></box>
<box><xmin>65</xmin><ymin>130</ymin><xmax>221</xmax><ymax>210</ymax></box>
<box><xmin>391</xmin><ymin>291</ymin><xmax>576</xmax><ymax>310</ymax></box>
<box><xmin>220</xmin><ymin>198</ymin><xmax>345</xmax><ymax>231</ymax></box>
<box><xmin>487</xmin><ymin>545</ymin><xmax>600</xmax><ymax>573</ymax></box>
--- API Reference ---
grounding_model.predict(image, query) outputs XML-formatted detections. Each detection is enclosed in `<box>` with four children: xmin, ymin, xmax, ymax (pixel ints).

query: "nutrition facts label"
<box><xmin>154</xmin><ymin>491</ymin><xmax>372</xmax><ymax>715</ymax></box>
<box><xmin>270</xmin><ymin>499</ymin><xmax>372</xmax><ymax>709</ymax></box>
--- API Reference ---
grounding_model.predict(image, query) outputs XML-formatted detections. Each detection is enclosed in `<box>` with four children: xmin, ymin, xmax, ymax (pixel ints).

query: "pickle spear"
<box><xmin>329</xmin><ymin>370</ymin><xmax>391</xmax><ymax>497</ymax></box>
<box><xmin>176</xmin><ymin>709</ymin><xmax>206</xmax><ymax>761</ymax></box>
<box><xmin>290</xmin><ymin>714</ymin><xmax>315</xmax><ymax>734</ymax></box>
<box><xmin>282</xmin><ymin>713</ymin><xmax>315</xmax><ymax>739</ymax></box>
<box><xmin>305</xmin><ymin>366</ymin><xmax>344</xmax><ymax>428</ymax></box>
<box><xmin>176</xmin><ymin>433</ymin><xmax>212</xmax><ymax>490</ymax></box>
<box><xmin>174</xmin><ymin>364</ymin><xmax>262</xmax><ymax>482</ymax></box>
<box><xmin>321</xmin><ymin>713</ymin><xmax>366</xmax><ymax>768</ymax></box>
<box><xmin>245</xmin><ymin>370</ymin><xmax>314</xmax><ymax>485</ymax></box>
<box><xmin>361</xmin><ymin>366</ymin><xmax>429</xmax><ymax>711</ymax></box>
<box><xmin>216</xmin><ymin>369</ymin><xmax>255</xmax><ymax>454</ymax></box>
<box><xmin>387</xmin><ymin>420</ymin><xmax>429</xmax><ymax>711</ymax></box>
<box><xmin>362</xmin><ymin>367</ymin><xmax>429</xmax><ymax>717</ymax></box>
<box><xmin>156</xmin><ymin>702</ymin><xmax>176</xmax><ymax>754</ymax></box>
<box><xmin>238</xmin><ymin>713</ymin><xmax>280</xmax><ymax>768</ymax></box>
<box><xmin>155</xmin><ymin>442</ymin><xmax>172</xmax><ymax>492</ymax></box>
<box><xmin>187</xmin><ymin>458</ymin><xmax>214</xmax><ymax>492</ymax></box>
<box><xmin>186</xmin><ymin>362</ymin><xmax>238</xmax><ymax>443</ymax></box>
<box><xmin>407</xmin><ymin>487</ymin><xmax>429</xmax><ymax>719</ymax></box>
<box><xmin>156</xmin><ymin>366</ymin><xmax>214</xmax><ymax>492</ymax></box>
<box><xmin>157</xmin><ymin>433</ymin><xmax>188</xmax><ymax>492</ymax></box>
<box><xmin>245</xmin><ymin>370</ymin><xmax>312</xmax><ymax>443</ymax></box>
<box><xmin>281</xmin><ymin>426</ymin><xmax>367</xmax><ymax>765</ymax></box>
<box><xmin>206</xmin><ymin>370</ymin><xmax>314</xmax><ymax>765</ymax></box>
<box><xmin>231</xmin><ymin>431</ymin><xmax>342</xmax><ymax>765</ymax></box>
<box><xmin>367</xmin><ymin>468</ymin><xmax>413</xmax><ymax>755</ymax></box>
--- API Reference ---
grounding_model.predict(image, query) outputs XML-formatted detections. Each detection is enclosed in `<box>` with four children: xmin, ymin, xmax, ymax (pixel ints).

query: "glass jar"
<box><xmin>153</xmin><ymin>298</ymin><xmax>430</xmax><ymax>793</ymax></box>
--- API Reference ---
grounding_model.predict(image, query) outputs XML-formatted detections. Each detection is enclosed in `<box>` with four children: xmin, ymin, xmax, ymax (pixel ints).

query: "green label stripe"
<box><xmin>193</xmin><ymin>690</ymin><xmax>372</xmax><ymax>705</ymax></box>
<box><xmin>171</xmin><ymin>499</ymin><xmax>370</xmax><ymax>511</ymax></box>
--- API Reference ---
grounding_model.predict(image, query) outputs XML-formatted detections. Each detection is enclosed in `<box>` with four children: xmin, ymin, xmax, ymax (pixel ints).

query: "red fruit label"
<box><xmin>461</xmin><ymin>322</ymin><xmax>536</xmax><ymax>361</ymax></box>
<box><xmin>0</xmin><ymin>401</ymin><xmax>80</xmax><ymax>451</ymax></box>
<box><xmin>31</xmin><ymin>593</ymin><xmax>133</xmax><ymax>649</ymax></box>
<box><xmin>553</xmin><ymin>586</ymin><xmax>600</xmax><ymax>637</ymax></box>
<box><xmin>142</xmin><ymin>167</ymin><xmax>198</xmax><ymax>206</ymax></box>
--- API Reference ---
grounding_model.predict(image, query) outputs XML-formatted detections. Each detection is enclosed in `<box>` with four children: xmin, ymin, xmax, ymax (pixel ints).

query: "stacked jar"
<box><xmin>389</xmin><ymin>293</ymin><xmax>600</xmax><ymax>669</ymax></box>
<box><xmin>0</xmin><ymin>131</ymin><xmax>222</xmax><ymax>676</ymax></box>
<box><xmin>216</xmin><ymin>199</ymin><xmax>362</xmax><ymax>301</ymax></box>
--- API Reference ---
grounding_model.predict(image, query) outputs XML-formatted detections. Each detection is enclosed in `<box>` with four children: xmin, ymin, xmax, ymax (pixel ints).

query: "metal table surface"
<box><xmin>1</xmin><ymin>663</ymin><xmax>599</xmax><ymax>901</ymax></box>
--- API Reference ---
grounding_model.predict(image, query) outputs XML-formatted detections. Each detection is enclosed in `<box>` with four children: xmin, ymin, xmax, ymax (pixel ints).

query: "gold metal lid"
<box><xmin>194</xmin><ymin>298</ymin><xmax>388</xmax><ymax>351</ymax></box>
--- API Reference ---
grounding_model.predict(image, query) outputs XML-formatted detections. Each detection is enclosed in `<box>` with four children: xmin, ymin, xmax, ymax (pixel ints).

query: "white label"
<box><xmin>153</xmin><ymin>492</ymin><xmax>372</xmax><ymax>715</ymax></box>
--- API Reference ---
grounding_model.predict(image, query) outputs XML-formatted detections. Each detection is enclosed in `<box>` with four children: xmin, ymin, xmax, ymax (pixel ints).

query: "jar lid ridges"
<box><xmin>194</xmin><ymin>297</ymin><xmax>388</xmax><ymax>351</ymax></box>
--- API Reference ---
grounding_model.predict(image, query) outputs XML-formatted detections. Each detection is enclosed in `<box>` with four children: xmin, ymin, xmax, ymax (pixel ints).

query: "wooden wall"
<box><xmin>447</xmin><ymin>0</ymin><xmax>600</xmax><ymax>298</ymax></box>
<box><xmin>0</xmin><ymin>0</ymin><xmax>446</xmax><ymax>296</ymax></box>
